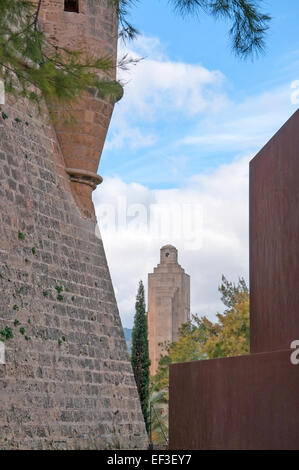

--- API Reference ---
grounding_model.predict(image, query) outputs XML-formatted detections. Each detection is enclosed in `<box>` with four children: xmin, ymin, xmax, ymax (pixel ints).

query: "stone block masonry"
<box><xmin>0</xmin><ymin>97</ymin><xmax>148</xmax><ymax>449</ymax></box>
<box><xmin>29</xmin><ymin>0</ymin><xmax>120</xmax><ymax>218</ymax></box>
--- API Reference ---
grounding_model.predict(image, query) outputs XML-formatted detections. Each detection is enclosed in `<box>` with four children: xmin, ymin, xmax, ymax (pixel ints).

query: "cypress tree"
<box><xmin>131</xmin><ymin>280</ymin><xmax>150</xmax><ymax>433</ymax></box>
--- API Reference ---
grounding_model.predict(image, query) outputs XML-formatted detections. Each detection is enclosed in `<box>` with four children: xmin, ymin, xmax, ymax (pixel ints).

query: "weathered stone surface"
<box><xmin>0</xmin><ymin>98</ymin><xmax>147</xmax><ymax>449</ymax></box>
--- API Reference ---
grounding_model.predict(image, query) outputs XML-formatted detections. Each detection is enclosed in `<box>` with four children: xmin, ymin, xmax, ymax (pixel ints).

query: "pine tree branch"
<box><xmin>34</xmin><ymin>0</ymin><xmax>43</xmax><ymax>31</ymax></box>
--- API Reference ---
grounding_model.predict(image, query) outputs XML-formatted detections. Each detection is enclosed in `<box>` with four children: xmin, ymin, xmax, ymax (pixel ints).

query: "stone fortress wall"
<box><xmin>0</xmin><ymin>0</ymin><xmax>147</xmax><ymax>450</ymax></box>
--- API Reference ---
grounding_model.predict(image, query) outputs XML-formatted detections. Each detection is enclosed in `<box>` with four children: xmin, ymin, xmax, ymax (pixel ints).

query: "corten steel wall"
<box><xmin>169</xmin><ymin>109</ymin><xmax>299</xmax><ymax>450</ymax></box>
<box><xmin>169</xmin><ymin>350</ymin><xmax>299</xmax><ymax>450</ymax></box>
<box><xmin>250</xmin><ymin>109</ymin><xmax>299</xmax><ymax>353</ymax></box>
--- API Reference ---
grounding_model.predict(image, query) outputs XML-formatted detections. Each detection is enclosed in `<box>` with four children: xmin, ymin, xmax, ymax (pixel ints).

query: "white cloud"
<box><xmin>104</xmin><ymin>124</ymin><xmax>157</xmax><ymax>151</ymax></box>
<box><xmin>93</xmin><ymin>154</ymin><xmax>250</xmax><ymax>328</ymax></box>
<box><xmin>120</xmin><ymin>59</ymin><xmax>226</xmax><ymax>117</ymax></box>
<box><xmin>178</xmin><ymin>84</ymin><xmax>297</xmax><ymax>153</ymax></box>
<box><xmin>106</xmin><ymin>36</ymin><xmax>228</xmax><ymax>150</ymax></box>
<box><xmin>105</xmin><ymin>35</ymin><xmax>298</xmax><ymax>187</ymax></box>
<box><xmin>118</xmin><ymin>35</ymin><xmax>227</xmax><ymax>117</ymax></box>
<box><xmin>97</xmin><ymin>35</ymin><xmax>298</xmax><ymax>328</ymax></box>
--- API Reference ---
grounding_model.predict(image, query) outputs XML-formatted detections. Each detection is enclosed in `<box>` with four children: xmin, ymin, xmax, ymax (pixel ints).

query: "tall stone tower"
<box><xmin>148</xmin><ymin>245</ymin><xmax>190</xmax><ymax>375</ymax></box>
<box><xmin>31</xmin><ymin>0</ymin><xmax>119</xmax><ymax>218</ymax></box>
<box><xmin>0</xmin><ymin>0</ymin><xmax>147</xmax><ymax>449</ymax></box>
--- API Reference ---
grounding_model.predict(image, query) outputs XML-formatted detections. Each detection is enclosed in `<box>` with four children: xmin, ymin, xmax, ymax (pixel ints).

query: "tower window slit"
<box><xmin>64</xmin><ymin>0</ymin><xmax>79</xmax><ymax>13</ymax></box>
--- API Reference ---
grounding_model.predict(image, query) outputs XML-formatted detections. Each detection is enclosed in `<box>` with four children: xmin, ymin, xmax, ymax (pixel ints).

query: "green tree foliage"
<box><xmin>219</xmin><ymin>274</ymin><xmax>249</xmax><ymax>308</ymax></box>
<box><xmin>153</xmin><ymin>275</ymin><xmax>250</xmax><ymax>388</ymax></box>
<box><xmin>111</xmin><ymin>0</ymin><xmax>139</xmax><ymax>40</ymax></box>
<box><xmin>149</xmin><ymin>388</ymin><xmax>168</xmax><ymax>446</ymax></box>
<box><xmin>131</xmin><ymin>280</ymin><xmax>150</xmax><ymax>433</ymax></box>
<box><xmin>168</xmin><ymin>0</ymin><xmax>271</xmax><ymax>57</ymax></box>
<box><xmin>150</xmin><ymin>275</ymin><xmax>250</xmax><ymax>444</ymax></box>
<box><xmin>0</xmin><ymin>0</ymin><xmax>122</xmax><ymax>108</ymax></box>
<box><xmin>0</xmin><ymin>1</ymin><xmax>270</xmax><ymax>107</ymax></box>
<box><xmin>193</xmin><ymin>276</ymin><xmax>250</xmax><ymax>359</ymax></box>
<box><xmin>149</xmin><ymin>321</ymin><xmax>206</xmax><ymax>445</ymax></box>
<box><xmin>119</xmin><ymin>0</ymin><xmax>271</xmax><ymax>57</ymax></box>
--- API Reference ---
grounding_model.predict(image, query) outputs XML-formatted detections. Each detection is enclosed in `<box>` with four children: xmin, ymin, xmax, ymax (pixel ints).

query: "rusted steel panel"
<box><xmin>250</xmin><ymin>109</ymin><xmax>299</xmax><ymax>353</ymax></box>
<box><xmin>169</xmin><ymin>111</ymin><xmax>299</xmax><ymax>450</ymax></box>
<box><xmin>169</xmin><ymin>350</ymin><xmax>299</xmax><ymax>450</ymax></box>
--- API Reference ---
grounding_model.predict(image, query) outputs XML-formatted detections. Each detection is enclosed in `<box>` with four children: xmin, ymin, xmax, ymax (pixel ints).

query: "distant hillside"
<box><xmin>123</xmin><ymin>328</ymin><xmax>132</xmax><ymax>354</ymax></box>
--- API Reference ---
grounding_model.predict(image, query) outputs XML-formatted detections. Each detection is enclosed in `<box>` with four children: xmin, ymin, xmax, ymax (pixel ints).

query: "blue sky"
<box><xmin>99</xmin><ymin>0</ymin><xmax>299</xmax><ymax>187</ymax></box>
<box><xmin>93</xmin><ymin>1</ymin><xmax>299</xmax><ymax>327</ymax></box>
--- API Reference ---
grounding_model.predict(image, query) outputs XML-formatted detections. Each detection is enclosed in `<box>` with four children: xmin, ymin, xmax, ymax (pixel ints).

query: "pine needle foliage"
<box><xmin>111</xmin><ymin>0</ymin><xmax>139</xmax><ymax>41</ymax></box>
<box><xmin>0</xmin><ymin>1</ymin><xmax>270</xmax><ymax>107</ymax></box>
<box><xmin>0</xmin><ymin>0</ymin><xmax>122</xmax><ymax>107</ymax></box>
<box><xmin>117</xmin><ymin>0</ymin><xmax>271</xmax><ymax>58</ymax></box>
